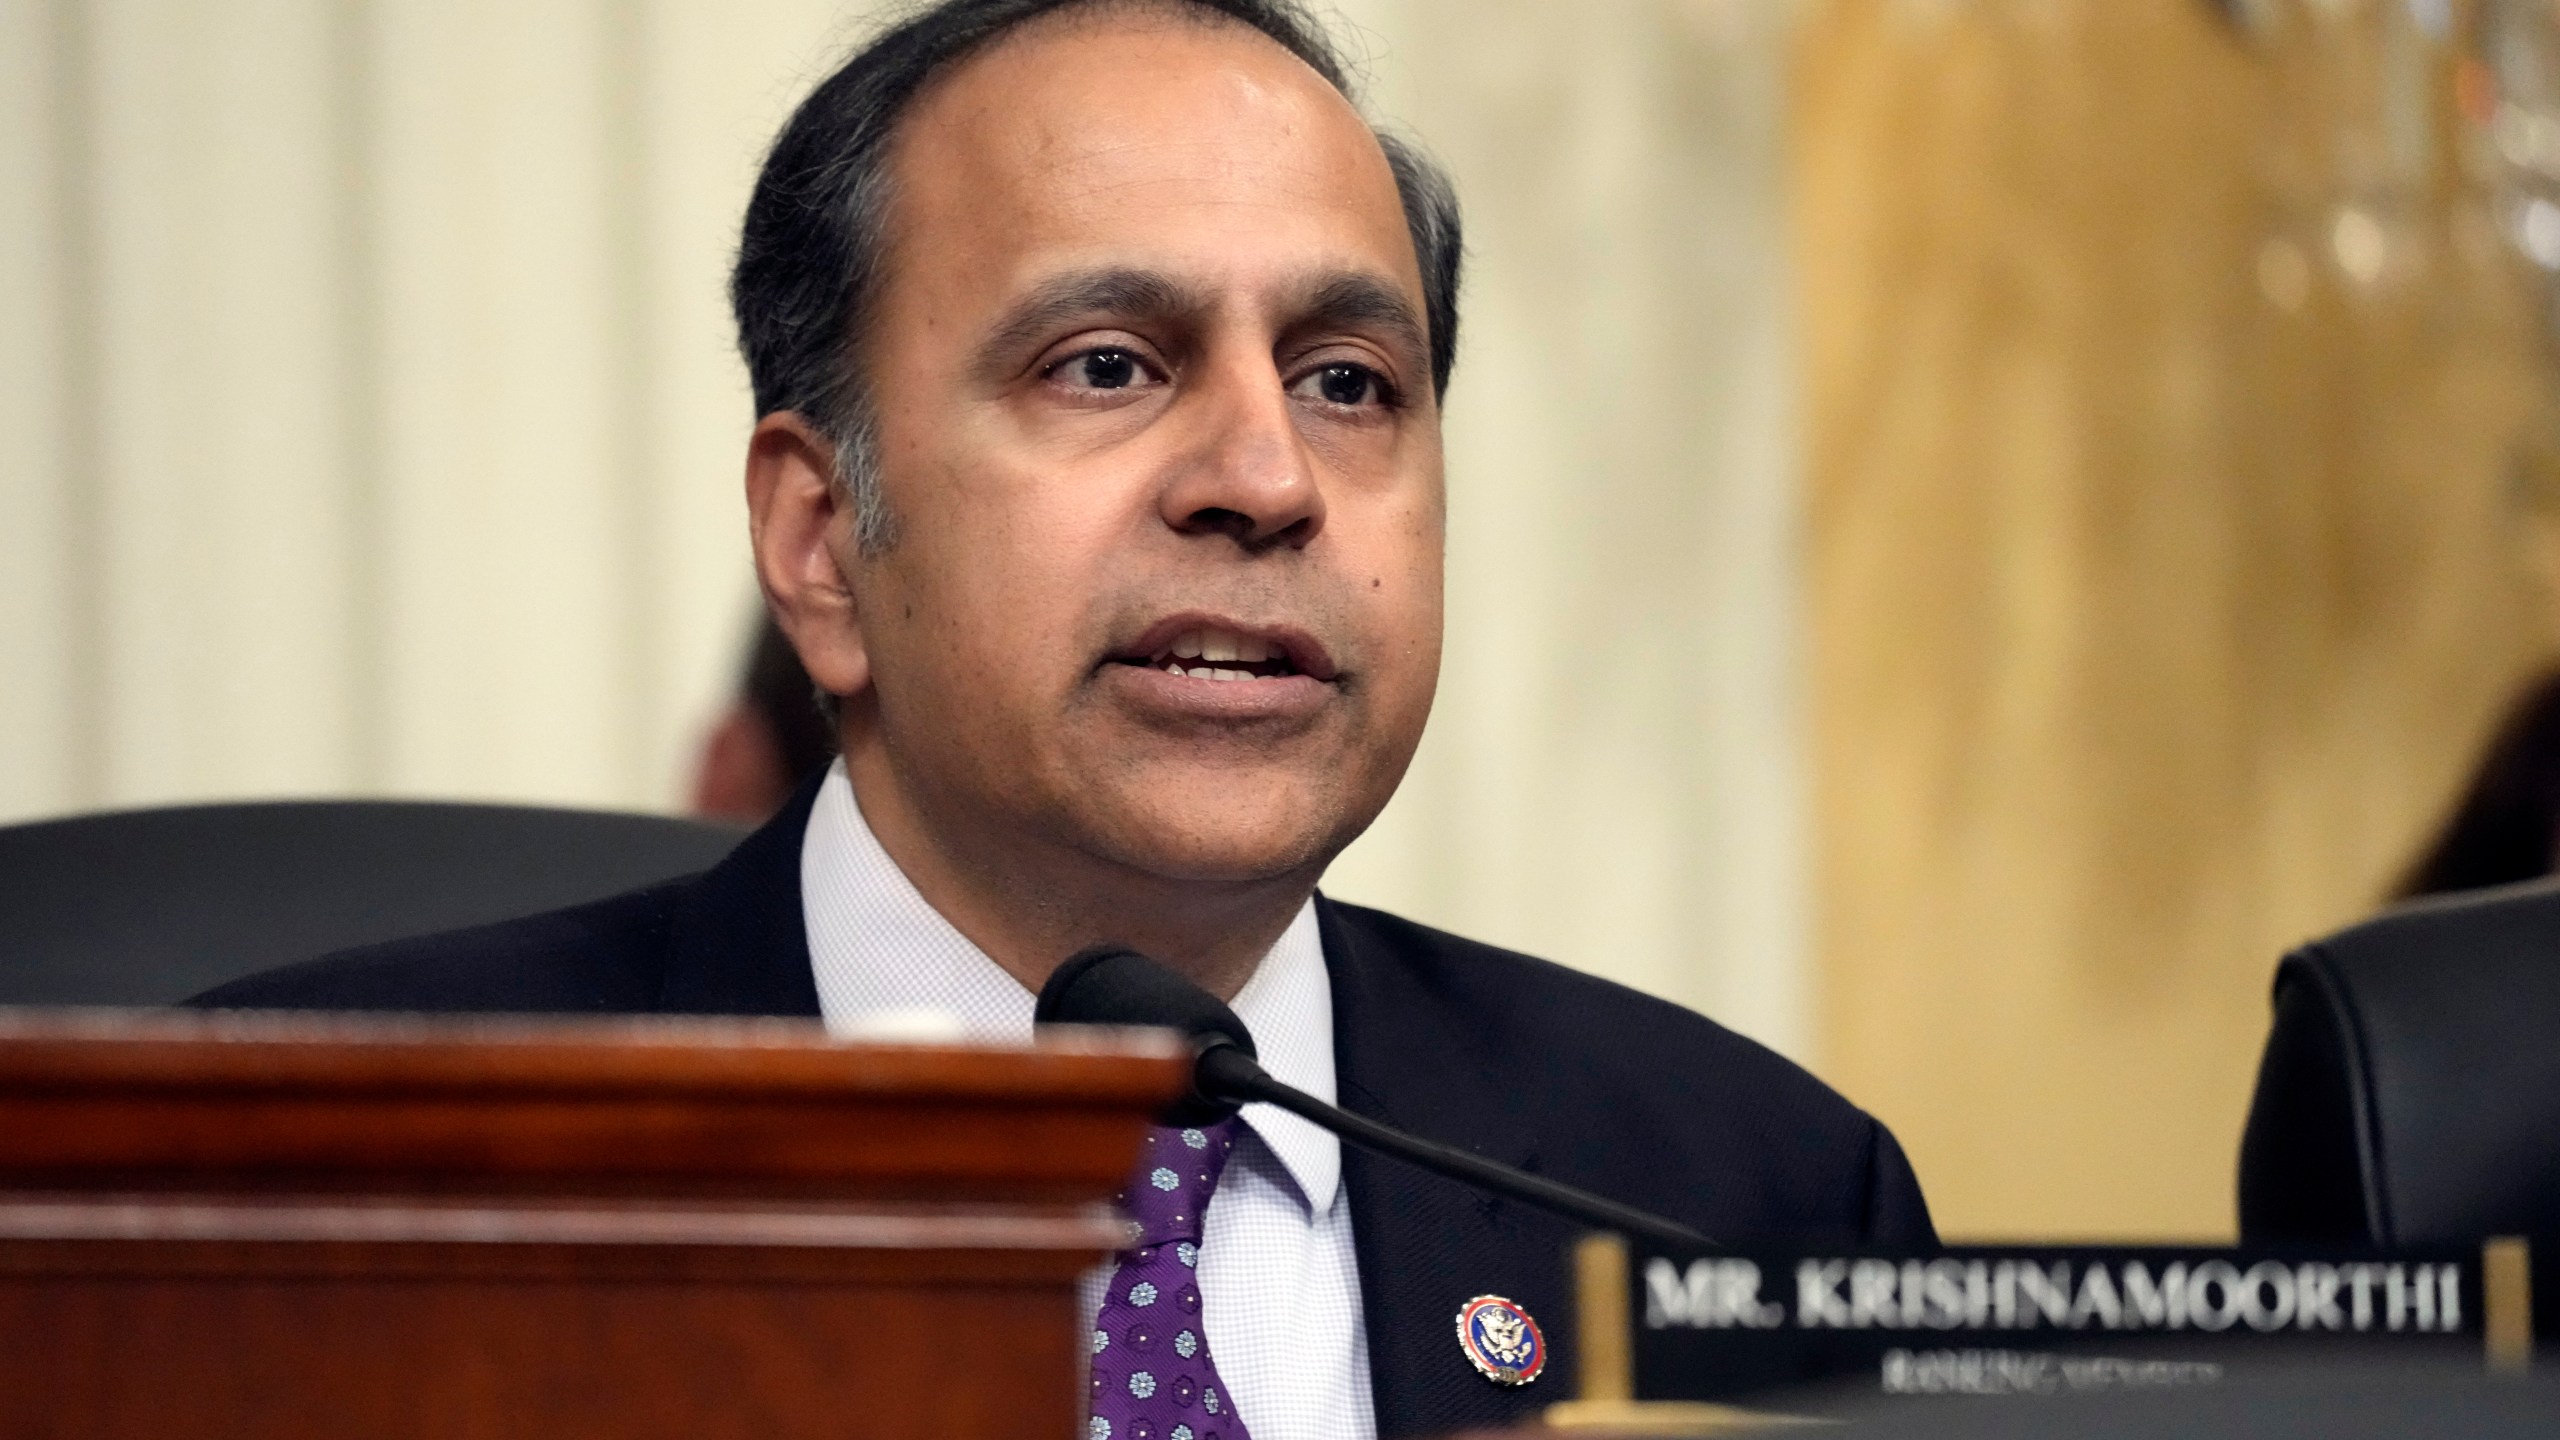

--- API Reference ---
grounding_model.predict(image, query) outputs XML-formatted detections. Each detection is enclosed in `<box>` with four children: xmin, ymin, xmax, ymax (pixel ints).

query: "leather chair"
<box><xmin>2238</xmin><ymin>878</ymin><xmax>2560</xmax><ymax>1245</ymax></box>
<box><xmin>0</xmin><ymin>801</ymin><xmax>746</xmax><ymax>1007</ymax></box>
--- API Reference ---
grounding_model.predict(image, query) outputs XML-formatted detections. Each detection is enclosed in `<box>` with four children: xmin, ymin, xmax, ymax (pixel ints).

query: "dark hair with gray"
<box><xmin>729</xmin><ymin>0</ymin><xmax>1463</xmax><ymax>552</ymax></box>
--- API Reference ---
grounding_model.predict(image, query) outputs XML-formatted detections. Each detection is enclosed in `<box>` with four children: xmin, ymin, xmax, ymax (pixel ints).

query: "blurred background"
<box><xmin>6</xmin><ymin>0</ymin><xmax>2560</xmax><ymax>1241</ymax></box>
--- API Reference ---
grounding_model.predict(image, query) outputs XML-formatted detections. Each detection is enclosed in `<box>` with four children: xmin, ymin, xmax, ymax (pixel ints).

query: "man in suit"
<box><xmin>200</xmin><ymin>1</ymin><xmax>1935</xmax><ymax>1434</ymax></box>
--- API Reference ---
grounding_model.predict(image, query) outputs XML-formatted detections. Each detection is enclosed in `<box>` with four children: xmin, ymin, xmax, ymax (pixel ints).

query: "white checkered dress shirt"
<box><xmin>800</xmin><ymin>761</ymin><xmax>1377</xmax><ymax>1440</ymax></box>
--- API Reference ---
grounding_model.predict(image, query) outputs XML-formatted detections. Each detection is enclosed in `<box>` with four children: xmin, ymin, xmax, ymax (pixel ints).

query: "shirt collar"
<box><xmin>1223</xmin><ymin>902</ymin><xmax>1340</xmax><ymax>1213</ymax></box>
<box><xmin>800</xmin><ymin>760</ymin><xmax>1341</xmax><ymax>1213</ymax></box>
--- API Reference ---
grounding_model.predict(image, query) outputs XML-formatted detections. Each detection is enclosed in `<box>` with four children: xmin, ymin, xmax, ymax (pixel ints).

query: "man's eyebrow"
<box><xmin>1287</xmin><ymin>272</ymin><xmax>1429</xmax><ymax>371</ymax></box>
<box><xmin>970</xmin><ymin>265</ymin><xmax>1431</xmax><ymax>380</ymax></box>
<box><xmin>975</xmin><ymin>267</ymin><xmax>1202</xmax><ymax>372</ymax></box>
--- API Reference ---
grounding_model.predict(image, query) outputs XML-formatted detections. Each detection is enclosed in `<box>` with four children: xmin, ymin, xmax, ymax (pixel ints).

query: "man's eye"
<box><xmin>1295</xmin><ymin>363</ymin><xmax>1390</xmax><ymax>408</ymax></box>
<box><xmin>1055</xmin><ymin>347</ymin><xmax>1148</xmax><ymax>391</ymax></box>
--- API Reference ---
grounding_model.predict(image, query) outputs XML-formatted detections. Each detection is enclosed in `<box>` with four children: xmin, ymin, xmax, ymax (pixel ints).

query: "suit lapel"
<box><xmin>1321</xmin><ymin>898</ymin><xmax>1576</xmax><ymax>1437</ymax></box>
<box><xmin>656</xmin><ymin>773</ymin><xmax>825</xmax><ymax>1017</ymax></box>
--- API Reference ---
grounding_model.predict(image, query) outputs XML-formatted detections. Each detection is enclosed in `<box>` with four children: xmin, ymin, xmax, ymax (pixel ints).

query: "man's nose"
<box><xmin>1155</xmin><ymin>362</ymin><xmax>1327</xmax><ymax>552</ymax></box>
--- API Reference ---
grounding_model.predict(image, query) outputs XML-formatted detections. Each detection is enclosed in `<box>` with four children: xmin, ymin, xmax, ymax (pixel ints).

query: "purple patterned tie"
<box><xmin>1086</xmin><ymin>1119</ymin><xmax>1253</xmax><ymax>1440</ymax></box>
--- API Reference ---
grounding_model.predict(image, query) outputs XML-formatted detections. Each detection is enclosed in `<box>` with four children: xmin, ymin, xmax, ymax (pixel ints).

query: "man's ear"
<box><xmin>745</xmin><ymin>412</ymin><xmax>871</xmax><ymax>702</ymax></box>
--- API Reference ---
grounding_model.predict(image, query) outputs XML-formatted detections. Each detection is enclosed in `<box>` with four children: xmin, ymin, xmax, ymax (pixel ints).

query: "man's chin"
<box><xmin>1096</xmin><ymin>830</ymin><xmax>1341</xmax><ymax>888</ymax></box>
<box><xmin>1074</xmin><ymin>793</ymin><xmax>1363</xmax><ymax>889</ymax></box>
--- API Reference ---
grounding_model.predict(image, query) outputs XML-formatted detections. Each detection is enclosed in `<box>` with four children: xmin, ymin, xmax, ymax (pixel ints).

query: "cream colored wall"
<box><xmin>0</xmin><ymin>2</ymin><xmax>1812</xmax><ymax>1054</ymax></box>
<box><xmin>1799</xmin><ymin>0</ymin><xmax>2556</xmax><ymax>1239</ymax></box>
<box><xmin>1322</xmin><ymin>0</ymin><xmax>1811</xmax><ymax>1053</ymax></box>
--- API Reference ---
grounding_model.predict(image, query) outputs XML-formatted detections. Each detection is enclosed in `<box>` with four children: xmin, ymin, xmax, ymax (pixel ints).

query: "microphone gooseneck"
<box><xmin>1036</xmin><ymin>945</ymin><xmax>1713</xmax><ymax>1250</ymax></box>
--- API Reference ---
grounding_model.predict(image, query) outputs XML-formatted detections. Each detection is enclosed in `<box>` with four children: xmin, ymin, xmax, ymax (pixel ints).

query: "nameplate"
<box><xmin>1566</xmin><ymin>1236</ymin><xmax>2537</xmax><ymax>1405</ymax></box>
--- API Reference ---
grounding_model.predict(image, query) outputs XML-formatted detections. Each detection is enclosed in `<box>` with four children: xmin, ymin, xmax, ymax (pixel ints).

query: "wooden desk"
<box><xmin>0</xmin><ymin>1010</ymin><xmax>1185</xmax><ymax>1438</ymax></box>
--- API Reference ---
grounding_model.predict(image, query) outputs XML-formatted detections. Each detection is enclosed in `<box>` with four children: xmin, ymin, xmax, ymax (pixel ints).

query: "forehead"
<box><xmin>879</xmin><ymin>12</ymin><xmax>1420</xmax><ymax>305</ymax></box>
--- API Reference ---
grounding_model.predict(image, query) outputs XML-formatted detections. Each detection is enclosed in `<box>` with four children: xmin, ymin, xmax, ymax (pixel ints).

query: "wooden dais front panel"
<box><xmin>0</xmin><ymin>1012</ymin><xmax>1188</xmax><ymax>1439</ymax></box>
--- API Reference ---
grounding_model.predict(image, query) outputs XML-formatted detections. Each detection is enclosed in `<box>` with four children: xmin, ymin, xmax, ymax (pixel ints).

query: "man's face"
<box><xmin>845</xmin><ymin>11</ymin><xmax>1445</xmax><ymax>887</ymax></box>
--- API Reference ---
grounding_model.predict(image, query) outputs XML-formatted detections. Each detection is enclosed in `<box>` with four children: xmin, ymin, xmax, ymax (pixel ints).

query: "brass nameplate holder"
<box><xmin>1546</xmin><ymin>1232</ymin><xmax>1819</xmax><ymax>1434</ymax></box>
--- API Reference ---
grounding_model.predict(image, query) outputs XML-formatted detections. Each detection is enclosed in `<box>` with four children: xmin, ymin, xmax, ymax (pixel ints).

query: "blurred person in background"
<box><xmin>2397</xmin><ymin>670</ymin><xmax>2560</xmax><ymax>900</ymax></box>
<box><xmin>690</xmin><ymin>615</ymin><xmax>837</xmax><ymax>825</ymax></box>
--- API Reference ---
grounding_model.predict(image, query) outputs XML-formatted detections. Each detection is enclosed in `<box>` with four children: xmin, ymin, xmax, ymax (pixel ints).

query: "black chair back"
<box><xmin>2239</xmin><ymin>879</ymin><xmax>2560</xmax><ymax>1245</ymax></box>
<box><xmin>0</xmin><ymin>801</ymin><xmax>745</xmax><ymax>1006</ymax></box>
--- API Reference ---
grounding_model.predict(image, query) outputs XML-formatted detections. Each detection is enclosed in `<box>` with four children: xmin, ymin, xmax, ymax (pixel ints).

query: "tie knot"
<box><xmin>1118</xmin><ymin>1117</ymin><xmax>1243</xmax><ymax>1247</ymax></box>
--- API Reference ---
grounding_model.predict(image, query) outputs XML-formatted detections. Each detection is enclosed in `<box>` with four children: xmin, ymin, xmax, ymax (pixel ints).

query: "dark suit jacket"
<box><xmin>198</xmin><ymin>779</ymin><xmax>1935</xmax><ymax>1436</ymax></box>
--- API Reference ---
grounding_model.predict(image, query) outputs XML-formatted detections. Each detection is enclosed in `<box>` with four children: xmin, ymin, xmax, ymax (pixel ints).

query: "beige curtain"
<box><xmin>1</xmin><ymin>0</ymin><xmax>861</xmax><ymax>819</ymax></box>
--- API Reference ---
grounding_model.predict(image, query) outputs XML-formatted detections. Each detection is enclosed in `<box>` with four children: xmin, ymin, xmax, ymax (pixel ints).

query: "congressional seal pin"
<box><xmin>1453</xmin><ymin>1294</ymin><xmax>1546</xmax><ymax>1386</ymax></box>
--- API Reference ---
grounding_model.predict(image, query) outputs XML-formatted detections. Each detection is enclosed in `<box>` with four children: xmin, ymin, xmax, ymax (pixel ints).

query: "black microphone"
<box><xmin>1036</xmin><ymin>944</ymin><xmax>1713</xmax><ymax>1250</ymax></box>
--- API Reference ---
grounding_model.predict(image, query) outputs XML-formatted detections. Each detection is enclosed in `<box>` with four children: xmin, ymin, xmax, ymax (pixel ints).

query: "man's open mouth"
<box><xmin>1116</xmin><ymin>624</ymin><xmax>1305</xmax><ymax>682</ymax></box>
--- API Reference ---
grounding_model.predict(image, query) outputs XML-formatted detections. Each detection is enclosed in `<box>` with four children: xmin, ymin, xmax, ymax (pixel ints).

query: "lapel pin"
<box><xmin>1455</xmin><ymin>1294</ymin><xmax>1546</xmax><ymax>1386</ymax></box>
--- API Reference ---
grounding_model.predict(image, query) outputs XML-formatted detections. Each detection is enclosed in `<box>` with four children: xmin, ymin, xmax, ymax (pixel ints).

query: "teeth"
<box><xmin>1151</xmin><ymin>627</ymin><xmax>1289</xmax><ymax>679</ymax></box>
<box><xmin>1157</xmin><ymin>661</ymin><xmax>1253</xmax><ymax>682</ymax></box>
